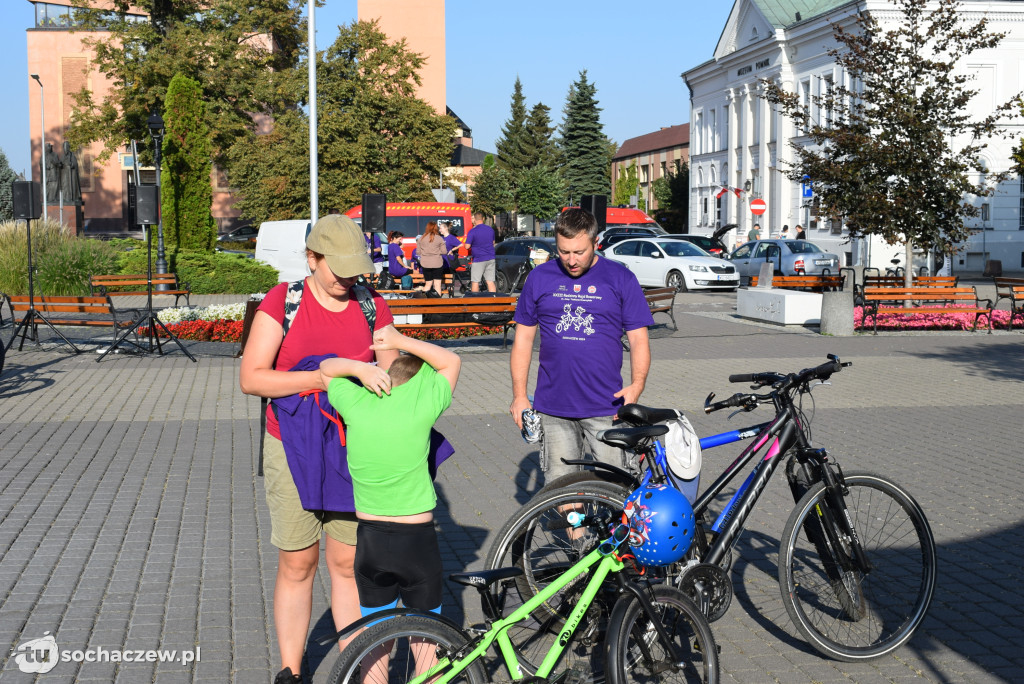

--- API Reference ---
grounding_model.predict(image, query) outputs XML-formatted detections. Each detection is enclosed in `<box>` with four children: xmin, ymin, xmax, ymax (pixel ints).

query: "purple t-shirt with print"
<box><xmin>514</xmin><ymin>257</ymin><xmax>654</xmax><ymax>418</ymax></box>
<box><xmin>444</xmin><ymin>234</ymin><xmax>462</xmax><ymax>267</ymax></box>
<box><xmin>465</xmin><ymin>223</ymin><xmax>496</xmax><ymax>262</ymax></box>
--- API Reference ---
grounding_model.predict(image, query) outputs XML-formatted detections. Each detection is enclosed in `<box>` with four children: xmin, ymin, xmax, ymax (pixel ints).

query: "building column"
<box><xmin>726</xmin><ymin>89</ymin><xmax>738</xmax><ymax>244</ymax></box>
<box><xmin>741</xmin><ymin>85</ymin><xmax>755</xmax><ymax>237</ymax></box>
<box><xmin>757</xmin><ymin>84</ymin><xmax>770</xmax><ymax>235</ymax></box>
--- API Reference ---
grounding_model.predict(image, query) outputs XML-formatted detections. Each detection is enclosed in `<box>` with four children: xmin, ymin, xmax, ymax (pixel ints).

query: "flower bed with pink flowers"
<box><xmin>142</xmin><ymin>320</ymin><xmax>505</xmax><ymax>343</ymax></box>
<box><xmin>854</xmin><ymin>304</ymin><xmax>1012</xmax><ymax>331</ymax></box>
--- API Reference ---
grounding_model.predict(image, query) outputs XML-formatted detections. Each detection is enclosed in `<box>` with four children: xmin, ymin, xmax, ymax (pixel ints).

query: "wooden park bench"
<box><xmin>748</xmin><ymin>274</ymin><xmax>845</xmax><ymax>292</ymax></box>
<box><xmin>992</xmin><ymin>277</ymin><xmax>1024</xmax><ymax>331</ymax></box>
<box><xmin>1</xmin><ymin>293</ymin><xmax>140</xmax><ymax>351</ymax></box>
<box><xmin>621</xmin><ymin>287</ymin><xmax>677</xmax><ymax>351</ymax></box>
<box><xmin>643</xmin><ymin>287</ymin><xmax>678</xmax><ymax>330</ymax></box>
<box><xmin>90</xmin><ymin>273</ymin><xmax>191</xmax><ymax>307</ymax></box>
<box><xmin>861</xmin><ymin>274</ymin><xmax>958</xmax><ymax>288</ymax></box>
<box><xmin>385</xmin><ymin>295</ymin><xmax>519</xmax><ymax>349</ymax></box>
<box><xmin>859</xmin><ymin>285</ymin><xmax>993</xmax><ymax>335</ymax></box>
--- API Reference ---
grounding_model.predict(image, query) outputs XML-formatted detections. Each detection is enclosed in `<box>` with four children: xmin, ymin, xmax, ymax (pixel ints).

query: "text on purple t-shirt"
<box><xmin>513</xmin><ymin>257</ymin><xmax>654</xmax><ymax>418</ymax></box>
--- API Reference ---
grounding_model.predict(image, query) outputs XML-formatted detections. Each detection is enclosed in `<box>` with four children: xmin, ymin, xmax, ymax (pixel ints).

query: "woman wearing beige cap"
<box><xmin>239</xmin><ymin>215</ymin><xmax>398</xmax><ymax>684</ymax></box>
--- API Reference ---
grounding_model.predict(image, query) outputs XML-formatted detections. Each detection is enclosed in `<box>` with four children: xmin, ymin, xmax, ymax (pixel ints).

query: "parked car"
<box><xmin>596</xmin><ymin>224</ymin><xmax>668</xmax><ymax>251</ymax></box>
<box><xmin>669</xmin><ymin>234</ymin><xmax>728</xmax><ymax>257</ymax></box>
<box><xmin>217</xmin><ymin>224</ymin><xmax>259</xmax><ymax>243</ymax></box>
<box><xmin>727</xmin><ymin>239</ymin><xmax>841</xmax><ymax>282</ymax></box>
<box><xmin>604</xmin><ymin>237</ymin><xmax>739</xmax><ymax>291</ymax></box>
<box><xmin>494</xmin><ymin>237</ymin><xmax>556</xmax><ymax>292</ymax></box>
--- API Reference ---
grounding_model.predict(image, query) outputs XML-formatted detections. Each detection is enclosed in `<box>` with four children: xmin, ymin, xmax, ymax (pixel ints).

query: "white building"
<box><xmin>684</xmin><ymin>0</ymin><xmax>1024</xmax><ymax>274</ymax></box>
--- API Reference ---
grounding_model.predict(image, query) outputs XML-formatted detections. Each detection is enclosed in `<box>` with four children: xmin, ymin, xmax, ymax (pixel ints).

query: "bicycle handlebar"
<box><xmin>708</xmin><ymin>355</ymin><xmax>852</xmax><ymax>414</ymax></box>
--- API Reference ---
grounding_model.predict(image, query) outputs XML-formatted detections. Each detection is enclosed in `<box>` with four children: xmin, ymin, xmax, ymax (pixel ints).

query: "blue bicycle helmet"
<box><xmin>621</xmin><ymin>483</ymin><xmax>696</xmax><ymax>566</ymax></box>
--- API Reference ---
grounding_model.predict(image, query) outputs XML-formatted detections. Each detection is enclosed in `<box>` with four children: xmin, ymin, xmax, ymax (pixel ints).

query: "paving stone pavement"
<box><xmin>1</xmin><ymin>289</ymin><xmax>1023</xmax><ymax>683</ymax></box>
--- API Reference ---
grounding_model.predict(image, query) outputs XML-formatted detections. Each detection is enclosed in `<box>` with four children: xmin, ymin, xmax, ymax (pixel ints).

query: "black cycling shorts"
<box><xmin>355</xmin><ymin>520</ymin><xmax>442</xmax><ymax>611</ymax></box>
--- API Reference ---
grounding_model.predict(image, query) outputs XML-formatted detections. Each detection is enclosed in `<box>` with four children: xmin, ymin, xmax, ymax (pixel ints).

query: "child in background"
<box><xmin>387</xmin><ymin>231</ymin><xmax>414</xmax><ymax>289</ymax></box>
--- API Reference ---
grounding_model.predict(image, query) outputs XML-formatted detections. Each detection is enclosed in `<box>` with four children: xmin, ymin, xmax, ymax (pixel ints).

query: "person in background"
<box><xmin>387</xmin><ymin>231</ymin><xmax>414</xmax><ymax>290</ymax></box>
<box><xmin>780</xmin><ymin>224</ymin><xmax>791</xmax><ymax>240</ymax></box>
<box><xmin>364</xmin><ymin>229</ymin><xmax>385</xmax><ymax>274</ymax></box>
<box><xmin>465</xmin><ymin>212</ymin><xmax>497</xmax><ymax>292</ymax></box>
<box><xmin>794</xmin><ymin>224</ymin><xmax>806</xmax><ymax>240</ymax></box>
<box><xmin>416</xmin><ymin>221</ymin><xmax>448</xmax><ymax>297</ymax></box>
<box><xmin>747</xmin><ymin>223</ymin><xmax>761</xmax><ymax>242</ymax></box>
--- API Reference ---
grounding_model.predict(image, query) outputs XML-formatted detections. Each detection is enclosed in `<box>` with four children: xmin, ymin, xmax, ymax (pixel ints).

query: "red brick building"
<box><xmin>611</xmin><ymin>124</ymin><xmax>689</xmax><ymax>212</ymax></box>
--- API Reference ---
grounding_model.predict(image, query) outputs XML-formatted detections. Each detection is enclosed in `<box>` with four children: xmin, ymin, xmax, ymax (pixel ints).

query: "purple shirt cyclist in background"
<box><xmin>509</xmin><ymin>208</ymin><xmax>654</xmax><ymax>484</ymax></box>
<box><xmin>440</xmin><ymin>222</ymin><xmax>462</xmax><ymax>271</ymax></box>
<box><xmin>465</xmin><ymin>212</ymin><xmax>497</xmax><ymax>292</ymax></box>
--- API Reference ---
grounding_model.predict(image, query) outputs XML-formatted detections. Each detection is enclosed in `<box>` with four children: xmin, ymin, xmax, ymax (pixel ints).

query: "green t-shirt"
<box><xmin>327</xmin><ymin>363</ymin><xmax>452</xmax><ymax>516</ymax></box>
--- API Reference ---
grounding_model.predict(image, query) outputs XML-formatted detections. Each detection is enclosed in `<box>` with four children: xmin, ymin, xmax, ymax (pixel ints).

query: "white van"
<box><xmin>254</xmin><ymin>220</ymin><xmax>312</xmax><ymax>282</ymax></box>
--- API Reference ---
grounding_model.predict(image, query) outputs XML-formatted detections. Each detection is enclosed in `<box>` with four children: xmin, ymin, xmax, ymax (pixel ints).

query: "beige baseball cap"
<box><xmin>305</xmin><ymin>215</ymin><xmax>374</xmax><ymax>278</ymax></box>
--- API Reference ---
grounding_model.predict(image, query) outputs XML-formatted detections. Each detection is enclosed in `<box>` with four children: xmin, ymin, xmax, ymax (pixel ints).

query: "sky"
<box><xmin>0</xmin><ymin>1</ymin><xmax>734</xmax><ymax>180</ymax></box>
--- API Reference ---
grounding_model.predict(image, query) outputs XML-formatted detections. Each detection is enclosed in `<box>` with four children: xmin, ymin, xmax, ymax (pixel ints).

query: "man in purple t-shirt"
<box><xmin>509</xmin><ymin>208</ymin><xmax>654</xmax><ymax>483</ymax></box>
<box><xmin>465</xmin><ymin>212</ymin><xmax>497</xmax><ymax>292</ymax></box>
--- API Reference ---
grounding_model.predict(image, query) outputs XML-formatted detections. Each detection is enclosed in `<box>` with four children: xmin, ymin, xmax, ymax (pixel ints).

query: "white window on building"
<box><xmin>696</xmin><ymin>112</ymin><xmax>704</xmax><ymax>155</ymax></box>
<box><xmin>801</xmin><ymin>79</ymin><xmax>811</xmax><ymax>133</ymax></box>
<box><xmin>1020</xmin><ymin>175</ymin><xmax>1024</xmax><ymax>230</ymax></box>
<box><xmin>823</xmin><ymin>73</ymin><xmax>835</xmax><ymax>127</ymax></box>
<box><xmin>711</xmin><ymin>109</ymin><xmax>718</xmax><ymax>151</ymax></box>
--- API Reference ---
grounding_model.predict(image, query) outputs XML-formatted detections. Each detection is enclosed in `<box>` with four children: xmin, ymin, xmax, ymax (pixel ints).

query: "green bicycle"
<box><xmin>325</xmin><ymin>468</ymin><xmax>719</xmax><ymax>683</ymax></box>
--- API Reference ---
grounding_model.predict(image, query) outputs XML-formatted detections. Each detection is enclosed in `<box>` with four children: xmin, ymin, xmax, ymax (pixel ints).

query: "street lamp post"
<box><xmin>30</xmin><ymin>74</ymin><xmax>46</xmax><ymax>222</ymax></box>
<box><xmin>147</xmin><ymin>112</ymin><xmax>169</xmax><ymax>285</ymax></box>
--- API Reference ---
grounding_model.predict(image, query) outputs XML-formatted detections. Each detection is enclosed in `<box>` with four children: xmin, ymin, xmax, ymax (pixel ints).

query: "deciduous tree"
<box><xmin>613</xmin><ymin>161</ymin><xmax>644</xmax><ymax>212</ymax></box>
<box><xmin>67</xmin><ymin>0</ymin><xmax>304</xmax><ymax>165</ymax></box>
<box><xmin>763</xmin><ymin>0</ymin><xmax>1018</xmax><ymax>282</ymax></box>
<box><xmin>228</xmin><ymin>20</ymin><xmax>456</xmax><ymax>222</ymax></box>
<box><xmin>652</xmin><ymin>160</ymin><xmax>689</xmax><ymax>232</ymax></box>
<box><xmin>469</xmin><ymin>155</ymin><xmax>515</xmax><ymax>217</ymax></box>
<box><xmin>517</xmin><ymin>165</ymin><xmax>565</xmax><ymax>222</ymax></box>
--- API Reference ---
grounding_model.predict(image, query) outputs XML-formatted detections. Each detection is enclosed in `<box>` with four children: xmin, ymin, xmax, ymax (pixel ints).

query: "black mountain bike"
<box><xmin>486</xmin><ymin>356</ymin><xmax>937</xmax><ymax>662</ymax></box>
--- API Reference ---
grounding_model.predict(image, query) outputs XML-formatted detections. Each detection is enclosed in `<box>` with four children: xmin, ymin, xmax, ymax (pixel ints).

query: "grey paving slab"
<box><xmin>1</xmin><ymin>290</ymin><xmax>1023</xmax><ymax>682</ymax></box>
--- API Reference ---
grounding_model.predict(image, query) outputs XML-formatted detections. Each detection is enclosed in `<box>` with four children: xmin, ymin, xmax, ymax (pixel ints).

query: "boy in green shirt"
<box><xmin>320</xmin><ymin>324</ymin><xmax>461</xmax><ymax>619</ymax></box>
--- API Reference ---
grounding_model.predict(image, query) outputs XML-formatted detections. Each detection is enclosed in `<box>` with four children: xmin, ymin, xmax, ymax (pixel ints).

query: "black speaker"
<box><xmin>136</xmin><ymin>185</ymin><xmax>160</xmax><ymax>225</ymax></box>
<box><xmin>12</xmin><ymin>181</ymin><xmax>42</xmax><ymax>220</ymax></box>
<box><xmin>580</xmin><ymin>194</ymin><xmax>607</xmax><ymax>232</ymax></box>
<box><xmin>362</xmin><ymin>193</ymin><xmax>387</xmax><ymax>232</ymax></box>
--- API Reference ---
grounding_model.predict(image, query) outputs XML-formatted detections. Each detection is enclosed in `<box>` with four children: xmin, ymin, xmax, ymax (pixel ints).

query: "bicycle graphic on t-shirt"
<box><xmin>555</xmin><ymin>303</ymin><xmax>594</xmax><ymax>335</ymax></box>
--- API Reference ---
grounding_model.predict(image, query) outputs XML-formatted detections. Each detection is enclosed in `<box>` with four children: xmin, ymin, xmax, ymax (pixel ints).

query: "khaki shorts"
<box><xmin>262</xmin><ymin>433</ymin><xmax>358</xmax><ymax>550</ymax></box>
<box><xmin>470</xmin><ymin>259</ymin><xmax>496</xmax><ymax>284</ymax></box>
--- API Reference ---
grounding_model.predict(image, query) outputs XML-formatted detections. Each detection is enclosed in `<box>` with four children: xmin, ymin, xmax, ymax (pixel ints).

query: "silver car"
<box><xmin>728</xmin><ymin>239</ymin><xmax>841</xmax><ymax>282</ymax></box>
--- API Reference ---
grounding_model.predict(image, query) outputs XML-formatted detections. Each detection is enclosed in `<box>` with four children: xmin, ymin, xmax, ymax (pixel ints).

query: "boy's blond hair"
<box><xmin>388</xmin><ymin>354</ymin><xmax>425</xmax><ymax>387</ymax></box>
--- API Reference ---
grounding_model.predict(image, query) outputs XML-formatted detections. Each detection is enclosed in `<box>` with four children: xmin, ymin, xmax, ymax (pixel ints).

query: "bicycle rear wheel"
<box><xmin>779</xmin><ymin>471</ymin><xmax>936</xmax><ymax>661</ymax></box>
<box><xmin>605</xmin><ymin>585</ymin><xmax>719</xmax><ymax>684</ymax></box>
<box><xmin>326</xmin><ymin>614</ymin><xmax>486</xmax><ymax>684</ymax></box>
<box><xmin>483</xmin><ymin>482</ymin><xmax>630</xmax><ymax>683</ymax></box>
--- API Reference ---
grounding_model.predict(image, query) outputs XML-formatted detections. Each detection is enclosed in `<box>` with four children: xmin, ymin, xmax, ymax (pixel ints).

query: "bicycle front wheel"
<box><xmin>483</xmin><ymin>482</ymin><xmax>630</xmax><ymax>683</ymax></box>
<box><xmin>779</xmin><ymin>471</ymin><xmax>937</xmax><ymax>661</ymax></box>
<box><xmin>605</xmin><ymin>585</ymin><xmax>719</xmax><ymax>684</ymax></box>
<box><xmin>326</xmin><ymin>615</ymin><xmax>486</xmax><ymax>684</ymax></box>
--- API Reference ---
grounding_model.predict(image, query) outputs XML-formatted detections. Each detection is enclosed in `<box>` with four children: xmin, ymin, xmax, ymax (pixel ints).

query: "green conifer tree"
<box><xmin>558</xmin><ymin>70</ymin><xmax>612</xmax><ymax>202</ymax></box>
<box><xmin>524</xmin><ymin>102</ymin><xmax>558</xmax><ymax>170</ymax></box>
<box><xmin>495</xmin><ymin>78</ymin><xmax>531</xmax><ymax>174</ymax></box>
<box><xmin>161</xmin><ymin>74</ymin><xmax>216</xmax><ymax>252</ymax></box>
<box><xmin>0</xmin><ymin>148</ymin><xmax>18</xmax><ymax>221</ymax></box>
